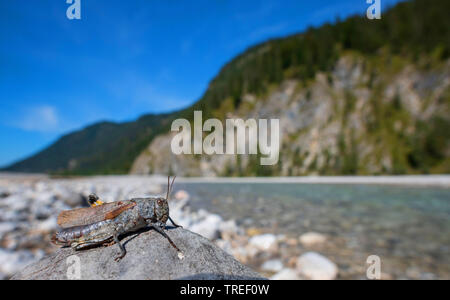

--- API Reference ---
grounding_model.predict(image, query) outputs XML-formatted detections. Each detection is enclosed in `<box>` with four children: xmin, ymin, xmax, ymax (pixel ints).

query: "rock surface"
<box><xmin>270</xmin><ymin>268</ymin><xmax>301</xmax><ymax>280</ymax></box>
<box><xmin>296</xmin><ymin>252</ymin><xmax>338</xmax><ymax>280</ymax></box>
<box><xmin>11</xmin><ymin>228</ymin><xmax>264</xmax><ymax>280</ymax></box>
<box><xmin>189</xmin><ymin>212</ymin><xmax>223</xmax><ymax>240</ymax></box>
<box><xmin>299</xmin><ymin>232</ymin><xmax>327</xmax><ymax>247</ymax></box>
<box><xmin>248</xmin><ymin>234</ymin><xmax>277</xmax><ymax>251</ymax></box>
<box><xmin>261</xmin><ymin>259</ymin><xmax>284</xmax><ymax>273</ymax></box>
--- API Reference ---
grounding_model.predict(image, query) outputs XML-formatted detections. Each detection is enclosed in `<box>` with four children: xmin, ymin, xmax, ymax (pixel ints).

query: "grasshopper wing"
<box><xmin>57</xmin><ymin>200</ymin><xmax>136</xmax><ymax>228</ymax></box>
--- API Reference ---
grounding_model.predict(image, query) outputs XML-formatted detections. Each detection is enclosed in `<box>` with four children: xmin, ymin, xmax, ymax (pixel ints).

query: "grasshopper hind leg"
<box><xmin>72</xmin><ymin>240</ymin><xmax>102</xmax><ymax>250</ymax></box>
<box><xmin>72</xmin><ymin>236</ymin><xmax>113</xmax><ymax>251</ymax></box>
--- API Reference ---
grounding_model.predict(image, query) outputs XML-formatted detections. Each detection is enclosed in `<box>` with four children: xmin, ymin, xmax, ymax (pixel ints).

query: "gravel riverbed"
<box><xmin>0</xmin><ymin>175</ymin><xmax>448</xmax><ymax>280</ymax></box>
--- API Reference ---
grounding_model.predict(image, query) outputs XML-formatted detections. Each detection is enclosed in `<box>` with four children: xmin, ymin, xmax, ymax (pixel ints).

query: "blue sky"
<box><xmin>0</xmin><ymin>0</ymin><xmax>404</xmax><ymax>167</ymax></box>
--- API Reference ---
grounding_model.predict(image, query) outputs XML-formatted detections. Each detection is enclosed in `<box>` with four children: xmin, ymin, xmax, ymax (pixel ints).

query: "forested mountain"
<box><xmin>4</xmin><ymin>0</ymin><xmax>450</xmax><ymax>175</ymax></box>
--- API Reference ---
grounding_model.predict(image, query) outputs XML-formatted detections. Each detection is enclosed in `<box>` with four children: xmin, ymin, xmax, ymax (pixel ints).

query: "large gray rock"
<box><xmin>11</xmin><ymin>228</ymin><xmax>264</xmax><ymax>280</ymax></box>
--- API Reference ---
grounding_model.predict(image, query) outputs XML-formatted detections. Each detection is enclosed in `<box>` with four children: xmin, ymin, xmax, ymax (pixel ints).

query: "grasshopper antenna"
<box><xmin>166</xmin><ymin>175</ymin><xmax>176</xmax><ymax>201</ymax></box>
<box><xmin>166</xmin><ymin>175</ymin><xmax>182</xmax><ymax>228</ymax></box>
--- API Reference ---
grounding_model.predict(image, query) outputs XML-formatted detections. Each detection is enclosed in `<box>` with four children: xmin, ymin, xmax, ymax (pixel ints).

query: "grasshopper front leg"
<box><xmin>168</xmin><ymin>216</ymin><xmax>182</xmax><ymax>228</ymax></box>
<box><xmin>152</xmin><ymin>222</ymin><xmax>181</xmax><ymax>253</ymax></box>
<box><xmin>113</xmin><ymin>233</ymin><xmax>126</xmax><ymax>262</ymax></box>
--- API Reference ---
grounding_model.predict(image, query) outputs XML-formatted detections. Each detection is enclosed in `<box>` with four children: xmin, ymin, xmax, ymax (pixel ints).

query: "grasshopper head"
<box><xmin>139</xmin><ymin>196</ymin><xmax>169</xmax><ymax>224</ymax></box>
<box><xmin>154</xmin><ymin>197</ymin><xmax>169</xmax><ymax>224</ymax></box>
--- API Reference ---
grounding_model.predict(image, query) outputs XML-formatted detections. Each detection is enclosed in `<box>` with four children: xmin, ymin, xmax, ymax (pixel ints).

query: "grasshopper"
<box><xmin>51</xmin><ymin>176</ymin><xmax>183</xmax><ymax>261</ymax></box>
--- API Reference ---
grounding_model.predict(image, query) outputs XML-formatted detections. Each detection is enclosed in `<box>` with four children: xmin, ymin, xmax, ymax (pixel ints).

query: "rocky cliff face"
<box><xmin>131</xmin><ymin>53</ymin><xmax>450</xmax><ymax>176</ymax></box>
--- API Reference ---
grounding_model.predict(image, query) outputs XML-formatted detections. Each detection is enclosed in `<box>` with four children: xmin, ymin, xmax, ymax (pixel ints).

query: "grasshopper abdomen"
<box><xmin>52</xmin><ymin>219</ymin><xmax>114</xmax><ymax>247</ymax></box>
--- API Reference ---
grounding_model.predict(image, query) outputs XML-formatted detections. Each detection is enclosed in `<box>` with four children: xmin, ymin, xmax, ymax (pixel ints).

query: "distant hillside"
<box><xmin>4</xmin><ymin>114</ymin><xmax>173</xmax><ymax>174</ymax></box>
<box><xmin>4</xmin><ymin>0</ymin><xmax>450</xmax><ymax>175</ymax></box>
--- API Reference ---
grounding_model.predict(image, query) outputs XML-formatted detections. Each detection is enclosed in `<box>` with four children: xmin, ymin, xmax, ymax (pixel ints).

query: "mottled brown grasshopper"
<box><xmin>51</xmin><ymin>176</ymin><xmax>182</xmax><ymax>261</ymax></box>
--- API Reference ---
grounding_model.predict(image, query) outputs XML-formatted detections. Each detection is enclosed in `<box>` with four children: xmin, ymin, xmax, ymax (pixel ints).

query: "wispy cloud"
<box><xmin>12</xmin><ymin>105</ymin><xmax>61</xmax><ymax>133</ymax></box>
<box><xmin>130</xmin><ymin>84</ymin><xmax>192</xmax><ymax>113</ymax></box>
<box><xmin>103</xmin><ymin>70</ymin><xmax>192</xmax><ymax>115</ymax></box>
